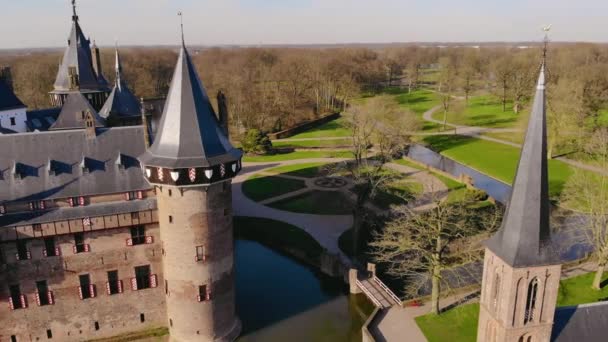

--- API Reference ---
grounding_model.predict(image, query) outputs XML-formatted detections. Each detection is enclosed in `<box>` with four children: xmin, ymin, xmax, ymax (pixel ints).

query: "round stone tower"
<box><xmin>139</xmin><ymin>40</ymin><xmax>242</xmax><ymax>341</ymax></box>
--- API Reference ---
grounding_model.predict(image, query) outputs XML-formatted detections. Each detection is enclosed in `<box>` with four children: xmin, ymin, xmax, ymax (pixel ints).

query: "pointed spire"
<box><xmin>139</xmin><ymin>28</ymin><xmax>241</xmax><ymax>170</ymax></box>
<box><xmin>115</xmin><ymin>42</ymin><xmax>123</xmax><ymax>90</ymax></box>
<box><xmin>99</xmin><ymin>44</ymin><xmax>141</xmax><ymax>121</ymax></box>
<box><xmin>178</xmin><ymin>12</ymin><xmax>185</xmax><ymax>46</ymax></box>
<box><xmin>486</xmin><ymin>39</ymin><xmax>556</xmax><ymax>267</ymax></box>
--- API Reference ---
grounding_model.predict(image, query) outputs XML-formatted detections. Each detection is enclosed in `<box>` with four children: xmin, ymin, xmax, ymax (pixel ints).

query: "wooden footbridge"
<box><xmin>350</xmin><ymin>263</ymin><xmax>401</xmax><ymax>308</ymax></box>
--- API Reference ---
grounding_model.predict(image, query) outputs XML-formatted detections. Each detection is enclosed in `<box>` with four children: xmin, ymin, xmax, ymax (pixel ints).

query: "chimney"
<box><xmin>0</xmin><ymin>66</ymin><xmax>13</xmax><ymax>91</ymax></box>
<box><xmin>217</xmin><ymin>90</ymin><xmax>229</xmax><ymax>138</ymax></box>
<box><xmin>91</xmin><ymin>41</ymin><xmax>103</xmax><ymax>79</ymax></box>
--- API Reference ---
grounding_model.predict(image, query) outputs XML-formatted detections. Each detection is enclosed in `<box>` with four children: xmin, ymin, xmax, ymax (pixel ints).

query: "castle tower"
<box><xmin>50</xmin><ymin>0</ymin><xmax>110</xmax><ymax>110</ymax></box>
<box><xmin>138</xmin><ymin>34</ymin><xmax>242</xmax><ymax>341</ymax></box>
<box><xmin>477</xmin><ymin>61</ymin><xmax>561</xmax><ymax>342</ymax></box>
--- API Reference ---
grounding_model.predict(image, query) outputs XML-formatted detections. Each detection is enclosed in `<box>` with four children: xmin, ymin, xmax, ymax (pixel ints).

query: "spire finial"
<box><xmin>178</xmin><ymin>11</ymin><xmax>185</xmax><ymax>46</ymax></box>
<box><xmin>115</xmin><ymin>42</ymin><xmax>122</xmax><ymax>89</ymax></box>
<box><xmin>72</xmin><ymin>0</ymin><xmax>78</xmax><ymax>19</ymax></box>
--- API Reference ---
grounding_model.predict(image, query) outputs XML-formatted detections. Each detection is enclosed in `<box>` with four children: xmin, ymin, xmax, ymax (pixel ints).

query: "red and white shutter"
<box><xmin>20</xmin><ymin>294</ymin><xmax>27</xmax><ymax>308</ymax></box>
<box><xmin>73</xmin><ymin>245</ymin><xmax>77</xmax><ymax>254</ymax></box>
<box><xmin>126</xmin><ymin>238</ymin><xmax>133</xmax><ymax>246</ymax></box>
<box><xmin>55</xmin><ymin>247</ymin><xmax>61</xmax><ymax>256</ymax></box>
<box><xmin>145</xmin><ymin>236</ymin><xmax>154</xmax><ymax>244</ymax></box>
<box><xmin>131</xmin><ymin>278</ymin><xmax>138</xmax><ymax>291</ymax></box>
<box><xmin>35</xmin><ymin>292</ymin><xmax>41</xmax><ymax>306</ymax></box>
<box><xmin>43</xmin><ymin>249</ymin><xmax>48</xmax><ymax>257</ymax></box>
<box><xmin>47</xmin><ymin>291</ymin><xmax>54</xmax><ymax>305</ymax></box>
<box><xmin>39</xmin><ymin>201</ymin><xmax>45</xmax><ymax>210</ymax></box>
<box><xmin>8</xmin><ymin>297</ymin><xmax>14</xmax><ymax>310</ymax></box>
<box><xmin>14</xmin><ymin>253</ymin><xmax>20</xmax><ymax>261</ymax></box>
<box><xmin>118</xmin><ymin>280</ymin><xmax>124</xmax><ymax>293</ymax></box>
<box><xmin>78</xmin><ymin>286</ymin><xmax>84</xmax><ymax>300</ymax></box>
<box><xmin>124</xmin><ymin>193</ymin><xmax>130</xmax><ymax>201</ymax></box>
<box><xmin>29</xmin><ymin>202</ymin><xmax>34</xmax><ymax>211</ymax></box>
<box><xmin>0</xmin><ymin>204</ymin><xmax>5</xmax><ymax>215</ymax></box>
<box><xmin>150</xmin><ymin>274</ymin><xmax>158</xmax><ymax>288</ymax></box>
<box><xmin>106</xmin><ymin>282</ymin><xmax>111</xmax><ymax>295</ymax></box>
<box><xmin>206</xmin><ymin>289</ymin><xmax>211</xmax><ymax>301</ymax></box>
<box><xmin>26</xmin><ymin>251</ymin><xmax>31</xmax><ymax>260</ymax></box>
<box><xmin>78</xmin><ymin>197</ymin><xmax>85</xmax><ymax>206</ymax></box>
<box><xmin>68</xmin><ymin>198</ymin><xmax>74</xmax><ymax>207</ymax></box>
<box><xmin>84</xmin><ymin>244</ymin><xmax>90</xmax><ymax>252</ymax></box>
<box><xmin>137</xmin><ymin>191</ymin><xmax>143</xmax><ymax>199</ymax></box>
<box><xmin>89</xmin><ymin>284</ymin><xmax>96</xmax><ymax>298</ymax></box>
<box><xmin>197</xmin><ymin>294</ymin><xmax>202</xmax><ymax>302</ymax></box>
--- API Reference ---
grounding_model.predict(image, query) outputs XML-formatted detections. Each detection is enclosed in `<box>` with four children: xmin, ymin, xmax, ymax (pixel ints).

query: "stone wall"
<box><xmin>0</xmin><ymin>218</ymin><xmax>165</xmax><ymax>341</ymax></box>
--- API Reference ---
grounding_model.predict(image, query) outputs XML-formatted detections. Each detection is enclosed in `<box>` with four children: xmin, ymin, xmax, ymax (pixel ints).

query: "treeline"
<box><xmin>1</xmin><ymin>43</ymin><xmax>607</xmax><ymax>139</ymax></box>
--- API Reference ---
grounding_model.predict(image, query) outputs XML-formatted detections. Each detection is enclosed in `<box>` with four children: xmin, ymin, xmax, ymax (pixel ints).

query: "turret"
<box><xmin>138</xmin><ymin>19</ymin><xmax>242</xmax><ymax>341</ymax></box>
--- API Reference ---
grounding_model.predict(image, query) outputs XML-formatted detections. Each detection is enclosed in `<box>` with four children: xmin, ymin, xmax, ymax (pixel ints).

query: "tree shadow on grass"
<box><xmin>422</xmin><ymin>135</ymin><xmax>477</xmax><ymax>153</ymax></box>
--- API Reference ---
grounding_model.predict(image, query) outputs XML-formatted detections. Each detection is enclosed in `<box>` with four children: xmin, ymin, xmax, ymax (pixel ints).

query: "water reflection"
<box><xmin>235</xmin><ymin>239</ymin><xmax>374</xmax><ymax>342</ymax></box>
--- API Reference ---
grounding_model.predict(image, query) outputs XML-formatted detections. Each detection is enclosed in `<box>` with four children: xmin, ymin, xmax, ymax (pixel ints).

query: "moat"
<box><xmin>234</xmin><ymin>239</ymin><xmax>374</xmax><ymax>342</ymax></box>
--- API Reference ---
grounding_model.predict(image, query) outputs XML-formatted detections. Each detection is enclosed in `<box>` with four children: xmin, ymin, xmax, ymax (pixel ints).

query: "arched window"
<box><xmin>524</xmin><ymin>278</ymin><xmax>539</xmax><ymax>324</ymax></box>
<box><xmin>493</xmin><ymin>272</ymin><xmax>501</xmax><ymax>312</ymax></box>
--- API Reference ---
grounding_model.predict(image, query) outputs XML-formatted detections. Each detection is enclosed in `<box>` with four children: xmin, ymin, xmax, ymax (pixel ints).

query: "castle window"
<box><xmin>43</xmin><ymin>237</ymin><xmax>60</xmax><ymax>257</ymax></box>
<box><xmin>197</xmin><ymin>284</ymin><xmax>210</xmax><ymax>302</ymax></box>
<box><xmin>130</xmin><ymin>226</ymin><xmax>146</xmax><ymax>245</ymax></box>
<box><xmin>15</xmin><ymin>240</ymin><xmax>31</xmax><ymax>261</ymax></box>
<box><xmin>493</xmin><ymin>273</ymin><xmax>501</xmax><ymax>312</ymax></box>
<box><xmin>9</xmin><ymin>284</ymin><xmax>27</xmax><ymax>310</ymax></box>
<box><xmin>11</xmin><ymin>335</ymin><xmax>17</xmax><ymax>342</ymax></box>
<box><xmin>125</xmin><ymin>191</ymin><xmax>143</xmax><ymax>201</ymax></box>
<box><xmin>141</xmin><ymin>313</ymin><xmax>145</xmax><ymax>323</ymax></box>
<box><xmin>36</xmin><ymin>280</ymin><xmax>51</xmax><ymax>306</ymax></box>
<box><xmin>69</xmin><ymin>197</ymin><xmax>86</xmax><ymax>207</ymax></box>
<box><xmin>195</xmin><ymin>245</ymin><xmax>206</xmax><ymax>262</ymax></box>
<box><xmin>132</xmin><ymin>265</ymin><xmax>157</xmax><ymax>290</ymax></box>
<box><xmin>10</xmin><ymin>117</ymin><xmax>16</xmax><ymax>126</ymax></box>
<box><xmin>524</xmin><ymin>278</ymin><xmax>539</xmax><ymax>324</ymax></box>
<box><xmin>78</xmin><ymin>274</ymin><xmax>96</xmax><ymax>299</ymax></box>
<box><xmin>47</xmin><ymin>329</ymin><xmax>53</xmax><ymax>339</ymax></box>
<box><xmin>73</xmin><ymin>233</ymin><xmax>89</xmax><ymax>254</ymax></box>
<box><xmin>106</xmin><ymin>270</ymin><xmax>123</xmax><ymax>295</ymax></box>
<box><xmin>30</xmin><ymin>200</ymin><xmax>46</xmax><ymax>211</ymax></box>
<box><xmin>0</xmin><ymin>246</ymin><xmax>5</xmax><ymax>264</ymax></box>
<box><xmin>169</xmin><ymin>215</ymin><xmax>173</xmax><ymax>223</ymax></box>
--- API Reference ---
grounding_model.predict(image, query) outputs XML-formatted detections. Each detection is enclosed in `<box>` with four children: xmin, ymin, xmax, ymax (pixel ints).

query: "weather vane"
<box><xmin>72</xmin><ymin>0</ymin><xmax>77</xmax><ymax>18</ymax></box>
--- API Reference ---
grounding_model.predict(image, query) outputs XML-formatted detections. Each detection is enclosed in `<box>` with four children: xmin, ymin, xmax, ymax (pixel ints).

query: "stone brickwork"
<box><xmin>157</xmin><ymin>181</ymin><xmax>241</xmax><ymax>342</ymax></box>
<box><xmin>477</xmin><ymin>249</ymin><xmax>561</xmax><ymax>342</ymax></box>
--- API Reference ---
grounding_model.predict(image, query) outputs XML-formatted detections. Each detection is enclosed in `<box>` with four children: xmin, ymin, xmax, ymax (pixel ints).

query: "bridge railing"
<box><xmin>356</xmin><ymin>279</ymin><xmax>382</xmax><ymax>308</ymax></box>
<box><xmin>372</xmin><ymin>276</ymin><xmax>401</xmax><ymax>306</ymax></box>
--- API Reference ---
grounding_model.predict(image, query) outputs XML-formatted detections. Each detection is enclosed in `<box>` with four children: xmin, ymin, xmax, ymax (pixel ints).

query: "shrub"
<box><xmin>464</xmin><ymin>188</ymin><xmax>489</xmax><ymax>202</ymax></box>
<box><xmin>241</xmin><ymin>129</ymin><xmax>273</xmax><ymax>155</ymax></box>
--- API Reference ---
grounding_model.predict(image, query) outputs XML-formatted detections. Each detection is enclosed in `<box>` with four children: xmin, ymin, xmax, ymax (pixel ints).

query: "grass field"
<box><xmin>243</xmin><ymin>150</ymin><xmax>352</xmax><ymax>162</ymax></box>
<box><xmin>242</xmin><ymin>175</ymin><xmax>307</xmax><ymax>202</ymax></box>
<box><xmin>269</xmin><ymin>190</ymin><xmax>353</xmax><ymax>215</ymax></box>
<box><xmin>288</xmin><ymin>117</ymin><xmax>351</xmax><ymax>139</ymax></box>
<box><xmin>422</xmin><ymin>135</ymin><xmax>573</xmax><ymax>198</ymax></box>
<box><xmin>264</xmin><ymin>162</ymin><xmax>330</xmax><ymax>178</ymax></box>
<box><xmin>481</xmin><ymin>131</ymin><xmax>525</xmax><ymax>145</ymax></box>
<box><xmin>272</xmin><ymin>138</ymin><xmax>352</xmax><ymax>148</ymax></box>
<box><xmin>393</xmin><ymin>89</ymin><xmax>442</xmax><ymax>131</ymax></box>
<box><xmin>234</xmin><ymin>216</ymin><xmax>323</xmax><ymax>260</ymax></box>
<box><xmin>393</xmin><ymin>158</ymin><xmax>468</xmax><ymax>203</ymax></box>
<box><xmin>431</xmin><ymin>95</ymin><xmax>526</xmax><ymax>129</ymax></box>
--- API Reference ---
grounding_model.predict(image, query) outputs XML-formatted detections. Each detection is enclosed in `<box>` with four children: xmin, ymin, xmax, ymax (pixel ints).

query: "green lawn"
<box><xmin>431</xmin><ymin>95</ymin><xmax>526</xmax><ymax>129</ymax></box>
<box><xmin>598</xmin><ymin>109</ymin><xmax>608</xmax><ymax>128</ymax></box>
<box><xmin>422</xmin><ymin>135</ymin><xmax>574</xmax><ymax>198</ymax></box>
<box><xmin>394</xmin><ymin>89</ymin><xmax>442</xmax><ymax>131</ymax></box>
<box><xmin>234</xmin><ymin>216</ymin><xmax>324</xmax><ymax>260</ymax></box>
<box><xmin>288</xmin><ymin>117</ymin><xmax>351</xmax><ymax>139</ymax></box>
<box><xmin>371</xmin><ymin>180</ymin><xmax>424</xmax><ymax>210</ymax></box>
<box><xmin>416</xmin><ymin>271</ymin><xmax>608</xmax><ymax>342</ymax></box>
<box><xmin>482</xmin><ymin>132</ymin><xmax>525</xmax><ymax>145</ymax></box>
<box><xmin>242</xmin><ymin>175</ymin><xmax>306</xmax><ymax>202</ymax></box>
<box><xmin>393</xmin><ymin>158</ymin><xmax>468</xmax><ymax>203</ymax></box>
<box><xmin>264</xmin><ymin>162</ymin><xmax>329</xmax><ymax>178</ymax></box>
<box><xmin>272</xmin><ymin>138</ymin><xmax>352</xmax><ymax>148</ymax></box>
<box><xmin>243</xmin><ymin>150</ymin><xmax>352</xmax><ymax>162</ymax></box>
<box><xmin>416</xmin><ymin>303</ymin><xmax>480</xmax><ymax>342</ymax></box>
<box><xmin>269</xmin><ymin>190</ymin><xmax>353</xmax><ymax>215</ymax></box>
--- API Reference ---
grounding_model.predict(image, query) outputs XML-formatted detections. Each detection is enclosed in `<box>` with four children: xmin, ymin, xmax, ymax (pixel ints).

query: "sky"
<box><xmin>0</xmin><ymin>0</ymin><xmax>607</xmax><ymax>49</ymax></box>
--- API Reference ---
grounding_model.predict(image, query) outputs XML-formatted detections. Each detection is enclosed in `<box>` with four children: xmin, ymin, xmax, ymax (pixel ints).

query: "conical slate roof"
<box><xmin>50</xmin><ymin>92</ymin><xmax>106</xmax><ymax>130</ymax></box>
<box><xmin>53</xmin><ymin>5</ymin><xmax>109</xmax><ymax>92</ymax></box>
<box><xmin>139</xmin><ymin>44</ymin><xmax>241</xmax><ymax>169</ymax></box>
<box><xmin>99</xmin><ymin>47</ymin><xmax>141</xmax><ymax>119</ymax></box>
<box><xmin>486</xmin><ymin>64</ymin><xmax>558</xmax><ymax>267</ymax></box>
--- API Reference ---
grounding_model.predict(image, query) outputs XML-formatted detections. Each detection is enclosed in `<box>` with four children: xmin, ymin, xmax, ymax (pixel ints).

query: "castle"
<box><xmin>0</xmin><ymin>2</ymin><xmax>241</xmax><ymax>341</ymax></box>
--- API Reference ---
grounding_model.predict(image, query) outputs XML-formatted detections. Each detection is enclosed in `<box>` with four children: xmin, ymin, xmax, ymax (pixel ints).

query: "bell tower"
<box><xmin>477</xmin><ymin>48</ymin><xmax>561</xmax><ymax>342</ymax></box>
<box><xmin>138</xmin><ymin>30</ymin><xmax>242</xmax><ymax>341</ymax></box>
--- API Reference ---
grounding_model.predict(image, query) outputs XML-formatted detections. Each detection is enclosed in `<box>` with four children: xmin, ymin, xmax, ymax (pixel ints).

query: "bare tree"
<box><xmin>438</xmin><ymin>57</ymin><xmax>457</xmax><ymax>130</ymax></box>
<box><xmin>340</xmin><ymin>96</ymin><xmax>418</xmax><ymax>261</ymax></box>
<box><xmin>492</xmin><ymin>56</ymin><xmax>512</xmax><ymax>112</ymax></box>
<box><xmin>371</xmin><ymin>200</ymin><xmax>501</xmax><ymax>314</ymax></box>
<box><xmin>562</xmin><ymin>129</ymin><xmax>608</xmax><ymax>289</ymax></box>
